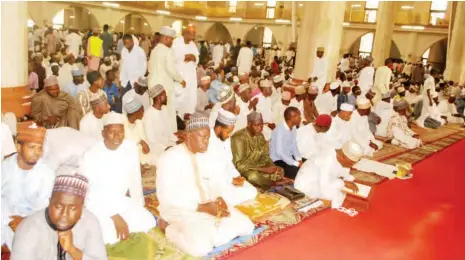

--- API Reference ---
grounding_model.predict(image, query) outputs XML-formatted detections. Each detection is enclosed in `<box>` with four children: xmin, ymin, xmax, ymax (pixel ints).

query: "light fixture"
<box><xmin>156</xmin><ymin>10</ymin><xmax>171</xmax><ymax>15</ymax></box>
<box><xmin>401</xmin><ymin>5</ymin><xmax>414</xmax><ymax>10</ymax></box>
<box><xmin>275</xmin><ymin>19</ymin><xmax>290</xmax><ymax>23</ymax></box>
<box><xmin>299</xmin><ymin>3</ymin><xmax>303</xmax><ymax>7</ymax></box>
<box><xmin>102</xmin><ymin>2</ymin><xmax>120</xmax><ymax>8</ymax></box>
<box><xmin>69</xmin><ymin>16</ymin><xmax>75</xmax><ymax>19</ymax></box>
<box><xmin>87</xmin><ymin>11</ymin><xmax>91</xmax><ymax>14</ymax></box>
<box><xmin>120</xmin><ymin>20</ymin><xmax>125</xmax><ymax>24</ymax></box>
<box><xmin>342</xmin><ymin>22</ymin><xmax>350</xmax><ymax>26</ymax></box>
<box><xmin>401</xmin><ymin>25</ymin><xmax>424</xmax><ymax>30</ymax></box>
<box><xmin>351</xmin><ymin>4</ymin><xmax>361</xmax><ymax>8</ymax></box>
<box><xmin>144</xmin><ymin>22</ymin><xmax>148</xmax><ymax>26</ymax></box>
<box><xmin>130</xmin><ymin>27</ymin><xmax>134</xmax><ymax>30</ymax></box>
<box><xmin>195</xmin><ymin>16</ymin><xmax>208</xmax><ymax>20</ymax></box>
<box><xmin>230</xmin><ymin>17</ymin><xmax>242</xmax><ymax>21</ymax></box>
<box><xmin>254</xmin><ymin>3</ymin><xmax>265</xmax><ymax>6</ymax></box>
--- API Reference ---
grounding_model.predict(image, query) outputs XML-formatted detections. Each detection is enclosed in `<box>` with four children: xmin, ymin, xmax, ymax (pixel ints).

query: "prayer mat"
<box><xmin>142</xmin><ymin>164</ymin><xmax>156</xmax><ymax>195</ymax></box>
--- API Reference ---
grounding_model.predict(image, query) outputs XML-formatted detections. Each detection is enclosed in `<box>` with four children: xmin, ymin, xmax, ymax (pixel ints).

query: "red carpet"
<box><xmin>228</xmin><ymin>138</ymin><xmax>465</xmax><ymax>260</ymax></box>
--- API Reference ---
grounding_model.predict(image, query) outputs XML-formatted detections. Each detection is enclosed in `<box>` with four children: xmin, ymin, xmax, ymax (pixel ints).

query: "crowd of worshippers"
<box><xmin>3</xmin><ymin>22</ymin><xmax>465</xmax><ymax>259</ymax></box>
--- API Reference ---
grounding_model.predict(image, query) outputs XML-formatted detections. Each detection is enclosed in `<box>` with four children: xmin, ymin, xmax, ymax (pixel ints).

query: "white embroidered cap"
<box><xmin>102</xmin><ymin>111</ymin><xmax>124</xmax><ymax>126</ymax></box>
<box><xmin>342</xmin><ymin>140</ymin><xmax>363</xmax><ymax>162</ymax></box>
<box><xmin>340</xmin><ymin>103</ymin><xmax>354</xmax><ymax>112</ymax></box>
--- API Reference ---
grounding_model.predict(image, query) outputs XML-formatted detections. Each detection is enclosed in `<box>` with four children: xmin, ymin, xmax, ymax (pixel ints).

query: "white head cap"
<box><xmin>342</xmin><ymin>140</ymin><xmax>363</xmax><ymax>162</ymax></box>
<box><xmin>273</xmin><ymin>75</ymin><xmax>283</xmax><ymax>83</ymax></box>
<box><xmin>122</xmin><ymin>91</ymin><xmax>143</xmax><ymax>114</ymax></box>
<box><xmin>160</xmin><ymin>26</ymin><xmax>176</xmax><ymax>37</ymax></box>
<box><xmin>102</xmin><ymin>111</ymin><xmax>124</xmax><ymax>126</ymax></box>
<box><xmin>216</xmin><ymin>108</ymin><xmax>237</xmax><ymax>126</ymax></box>
<box><xmin>356</xmin><ymin>97</ymin><xmax>371</xmax><ymax>109</ymax></box>
<box><xmin>340</xmin><ymin>103</ymin><xmax>355</xmax><ymax>112</ymax></box>
<box><xmin>260</xmin><ymin>79</ymin><xmax>273</xmax><ymax>88</ymax></box>
<box><xmin>238</xmin><ymin>83</ymin><xmax>250</xmax><ymax>93</ymax></box>
<box><xmin>330</xmin><ymin>82</ymin><xmax>340</xmax><ymax>90</ymax></box>
<box><xmin>233</xmin><ymin>76</ymin><xmax>239</xmax><ymax>83</ymax></box>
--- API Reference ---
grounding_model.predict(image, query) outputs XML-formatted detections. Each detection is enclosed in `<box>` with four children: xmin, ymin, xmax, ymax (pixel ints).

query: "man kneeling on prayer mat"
<box><xmin>200</xmin><ymin>108</ymin><xmax>257</xmax><ymax>205</ymax></box>
<box><xmin>143</xmin><ymin>84</ymin><xmax>179</xmax><ymax>166</ymax></box>
<box><xmin>295</xmin><ymin>141</ymin><xmax>363</xmax><ymax>209</ymax></box>
<box><xmin>438</xmin><ymin>95</ymin><xmax>465</xmax><ymax>124</ymax></box>
<box><xmin>156</xmin><ymin>117</ymin><xmax>254</xmax><ymax>257</ymax></box>
<box><xmin>31</xmin><ymin>76</ymin><xmax>82</xmax><ymax>129</ymax></box>
<box><xmin>10</xmin><ymin>174</ymin><xmax>107</xmax><ymax>260</ymax></box>
<box><xmin>1</xmin><ymin>125</ymin><xmax>55</xmax><ymax>251</ymax></box>
<box><xmin>296</xmin><ymin>114</ymin><xmax>332</xmax><ymax>159</ymax></box>
<box><xmin>122</xmin><ymin>90</ymin><xmax>157</xmax><ymax>165</ymax></box>
<box><xmin>349</xmin><ymin>98</ymin><xmax>383</xmax><ymax>156</ymax></box>
<box><xmin>79</xmin><ymin>92</ymin><xmax>110</xmax><ymax>140</ymax></box>
<box><xmin>326</xmin><ymin>103</ymin><xmax>355</xmax><ymax>149</ymax></box>
<box><xmin>231</xmin><ymin>112</ymin><xmax>285</xmax><ymax>190</ymax></box>
<box><xmin>387</xmin><ymin>99</ymin><xmax>422</xmax><ymax>149</ymax></box>
<box><xmin>82</xmin><ymin>112</ymin><xmax>156</xmax><ymax>245</ymax></box>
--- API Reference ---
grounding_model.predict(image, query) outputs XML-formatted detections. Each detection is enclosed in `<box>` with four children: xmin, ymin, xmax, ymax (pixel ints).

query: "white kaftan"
<box><xmin>235</xmin><ymin>99</ymin><xmax>252</xmax><ymax>133</ymax></box>
<box><xmin>83</xmin><ymin>140</ymin><xmax>156</xmax><ymax>245</ymax></box>
<box><xmin>295</xmin><ymin>149</ymin><xmax>355</xmax><ymax>209</ymax></box>
<box><xmin>156</xmin><ymin>144</ymin><xmax>254</xmax><ymax>257</ymax></box>
<box><xmin>315</xmin><ymin>92</ymin><xmax>337</xmax><ymax>115</ymax></box>
<box><xmin>310</xmin><ymin>57</ymin><xmax>328</xmax><ymax>93</ymax></box>
<box><xmin>212</xmin><ymin>44</ymin><xmax>224</xmax><ymax>67</ymax></box>
<box><xmin>417</xmin><ymin>76</ymin><xmax>442</xmax><ymax>128</ymax></box>
<box><xmin>272</xmin><ymin>101</ymin><xmax>288</xmax><ymax>125</ymax></box>
<box><xmin>79</xmin><ymin>112</ymin><xmax>104</xmax><ymax>141</ymax></box>
<box><xmin>373</xmin><ymin>66</ymin><xmax>392</xmax><ymax>104</ymax></box>
<box><xmin>349</xmin><ymin>110</ymin><xmax>383</xmax><ymax>156</ymax></box>
<box><xmin>387</xmin><ymin>113</ymin><xmax>421</xmax><ymax>149</ymax></box>
<box><xmin>438</xmin><ymin>100</ymin><xmax>464</xmax><ymax>124</ymax></box>
<box><xmin>1</xmin><ymin>155</ymin><xmax>55</xmax><ymax>248</ymax></box>
<box><xmin>195</xmin><ymin>88</ymin><xmax>211</xmax><ymax>117</ymax></box>
<box><xmin>358</xmin><ymin>66</ymin><xmax>375</xmax><ymax>95</ymax></box>
<box><xmin>325</xmin><ymin>116</ymin><xmax>352</xmax><ymax>149</ymax></box>
<box><xmin>142</xmin><ymin>106</ymin><xmax>178</xmax><ymax>166</ymax></box>
<box><xmin>373</xmin><ymin>100</ymin><xmax>394</xmax><ymax>137</ymax></box>
<box><xmin>1</xmin><ymin>123</ymin><xmax>15</xmax><ymax>160</ymax></box>
<box><xmin>58</xmin><ymin>63</ymin><xmax>75</xmax><ymax>89</ymax></box>
<box><xmin>172</xmin><ymin>37</ymin><xmax>200</xmax><ymax>117</ymax></box>
<box><xmin>120</xmin><ymin>46</ymin><xmax>147</xmax><ymax>87</ymax></box>
<box><xmin>255</xmin><ymin>93</ymin><xmax>274</xmax><ymax>140</ymax></box>
<box><xmin>124</xmin><ymin>118</ymin><xmax>158</xmax><ymax>166</ymax></box>
<box><xmin>148</xmin><ymin>44</ymin><xmax>184</xmax><ymax>135</ymax></box>
<box><xmin>296</xmin><ymin>124</ymin><xmax>326</xmax><ymax>159</ymax></box>
<box><xmin>237</xmin><ymin>47</ymin><xmax>254</xmax><ymax>74</ymax></box>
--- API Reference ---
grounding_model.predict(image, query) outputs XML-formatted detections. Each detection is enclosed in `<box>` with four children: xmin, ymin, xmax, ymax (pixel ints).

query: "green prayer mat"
<box><xmin>106</xmin><ymin>228</ymin><xmax>199</xmax><ymax>260</ymax></box>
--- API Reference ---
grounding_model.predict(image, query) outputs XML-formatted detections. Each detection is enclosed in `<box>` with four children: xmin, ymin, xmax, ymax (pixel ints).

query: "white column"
<box><xmin>294</xmin><ymin>1</ymin><xmax>346</xmax><ymax>81</ymax></box>
<box><xmin>291</xmin><ymin>1</ymin><xmax>297</xmax><ymax>43</ymax></box>
<box><xmin>444</xmin><ymin>2</ymin><xmax>465</xmax><ymax>82</ymax></box>
<box><xmin>371</xmin><ymin>1</ymin><xmax>395</xmax><ymax>68</ymax></box>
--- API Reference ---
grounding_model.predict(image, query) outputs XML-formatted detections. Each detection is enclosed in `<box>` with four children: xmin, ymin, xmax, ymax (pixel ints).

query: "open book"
<box><xmin>342</xmin><ymin>183</ymin><xmax>372</xmax><ymax>199</ymax></box>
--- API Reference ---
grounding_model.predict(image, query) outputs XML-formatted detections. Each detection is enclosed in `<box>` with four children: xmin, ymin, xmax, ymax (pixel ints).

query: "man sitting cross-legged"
<box><xmin>1</xmin><ymin>124</ymin><xmax>55</xmax><ymax>251</ymax></box>
<box><xmin>79</xmin><ymin>92</ymin><xmax>110</xmax><ymax>140</ymax></box>
<box><xmin>295</xmin><ymin>141</ymin><xmax>363</xmax><ymax>209</ymax></box>
<box><xmin>387</xmin><ymin>98</ymin><xmax>422</xmax><ymax>149</ymax></box>
<box><xmin>10</xmin><ymin>174</ymin><xmax>107</xmax><ymax>260</ymax></box>
<box><xmin>231</xmin><ymin>112</ymin><xmax>285</xmax><ymax>190</ymax></box>
<box><xmin>156</xmin><ymin>117</ymin><xmax>254</xmax><ymax>257</ymax></box>
<box><xmin>82</xmin><ymin>112</ymin><xmax>156</xmax><ymax>245</ymax></box>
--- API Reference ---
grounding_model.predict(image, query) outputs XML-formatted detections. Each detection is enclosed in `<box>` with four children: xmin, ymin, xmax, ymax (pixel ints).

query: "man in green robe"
<box><xmin>231</xmin><ymin>112</ymin><xmax>284</xmax><ymax>190</ymax></box>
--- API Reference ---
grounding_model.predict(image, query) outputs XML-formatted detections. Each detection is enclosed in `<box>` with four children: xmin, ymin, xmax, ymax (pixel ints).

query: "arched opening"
<box><xmin>421</xmin><ymin>38</ymin><xmax>447</xmax><ymax>71</ymax></box>
<box><xmin>348</xmin><ymin>33</ymin><xmax>401</xmax><ymax>60</ymax></box>
<box><xmin>389</xmin><ymin>41</ymin><xmax>401</xmax><ymax>59</ymax></box>
<box><xmin>204</xmin><ymin>22</ymin><xmax>233</xmax><ymax>43</ymax></box>
<box><xmin>244</xmin><ymin>25</ymin><xmax>277</xmax><ymax>48</ymax></box>
<box><xmin>114</xmin><ymin>13</ymin><xmax>152</xmax><ymax>34</ymax></box>
<box><xmin>51</xmin><ymin>7</ymin><xmax>99</xmax><ymax>30</ymax></box>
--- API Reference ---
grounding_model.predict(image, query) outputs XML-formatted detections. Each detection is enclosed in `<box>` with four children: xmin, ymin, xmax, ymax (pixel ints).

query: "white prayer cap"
<box><xmin>340</xmin><ymin>103</ymin><xmax>354</xmax><ymax>112</ymax></box>
<box><xmin>381</xmin><ymin>92</ymin><xmax>391</xmax><ymax>99</ymax></box>
<box><xmin>217</xmin><ymin>85</ymin><xmax>234</xmax><ymax>104</ymax></box>
<box><xmin>122</xmin><ymin>91</ymin><xmax>143</xmax><ymax>114</ymax></box>
<box><xmin>342</xmin><ymin>140</ymin><xmax>363</xmax><ymax>162</ymax></box>
<box><xmin>136</xmin><ymin>76</ymin><xmax>148</xmax><ymax>88</ymax></box>
<box><xmin>282</xmin><ymin>91</ymin><xmax>291</xmax><ymax>101</ymax></box>
<box><xmin>50</xmin><ymin>62</ymin><xmax>59</xmax><ymax>67</ymax></box>
<box><xmin>397</xmin><ymin>87</ymin><xmax>406</xmax><ymax>93</ymax></box>
<box><xmin>225</xmin><ymin>72</ymin><xmax>233</xmax><ymax>78</ymax></box>
<box><xmin>160</xmin><ymin>26</ymin><xmax>176</xmax><ymax>37</ymax></box>
<box><xmin>308</xmin><ymin>84</ymin><xmax>319</xmax><ymax>94</ymax></box>
<box><xmin>200</xmin><ymin>76</ymin><xmax>211</xmax><ymax>83</ymax></box>
<box><xmin>239</xmin><ymin>72</ymin><xmax>248</xmax><ymax>78</ymax></box>
<box><xmin>432</xmin><ymin>92</ymin><xmax>439</xmax><ymax>98</ymax></box>
<box><xmin>186</xmin><ymin>116</ymin><xmax>209</xmax><ymax>131</ymax></box>
<box><xmin>233</xmin><ymin>76</ymin><xmax>239</xmax><ymax>83</ymax></box>
<box><xmin>330</xmin><ymin>82</ymin><xmax>340</xmax><ymax>90</ymax></box>
<box><xmin>238</xmin><ymin>83</ymin><xmax>250</xmax><ymax>93</ymax></box>
<box><xmin>216</xmin><ymin>108</ymin><xmax>237</xmax><ymax>126</ymax></box>
<box><xmin>262</xmin><ymin>71</ymin><xmax>270</xmax><ymax>78</ymax></box>
<box><xmin>393</xmin><ymin>99</ymin><xmax>409</xmax><ymax>110</ymax></box>
<box><xmin>273</xmin><ymin>75</ymin><xmax>283</xmax><ymax>83</ymax></box>
<box><xmin>341</xmin><ymin>81</ymin><xmax>351</xmax><ymax>88</ymax></box>
<box><xmin>44</xmin><ymin>76</ymin><xmax>59</xmax><ymax>88</ymax></box>
<box><xmin>356</xmin><ymin>97</ymin><xmax>371</xmax><ymax>109</ymax></box>
<box><xmin>295</xmin><ymin>85</ymin><xmax>306</xmax><ymax>95</ymax></box>
<box><xmin>260</xmin><ymin>79</ymin><xmax>272</xmax><ymax>88</ymax></box>
<box><xmin>71</xmin><ymin>67</ymin><xmax>83</xmax><ymax>76</ymax></box>
<box><xmin>148</xmin><ymin>84</ymin><xmax>165</xmax><ymax>98</ymax></box>
<box><xmin>102</xmin><ymin>111</ymin><xmax>124</xmax><ymax>126</ymax></box>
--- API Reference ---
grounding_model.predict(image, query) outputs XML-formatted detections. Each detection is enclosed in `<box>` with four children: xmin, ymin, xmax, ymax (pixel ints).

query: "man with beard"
<box><xmin>1</xmin><ymin>125</ymin><xmax>55</xmax><ymax>252</ymax></box>
<box><xmin>10</xmin><ymin>174</ymin><xmax>107</xmax><ymax>260</ymax></box>
<box><xmin>296</xmin><ymin>114</ymin><xmax>332</xmax><ymax>160</ymax></box>
<box><xmin>79</xmin><ymin>92</ymin><xmax>110</xmax><ymax>140</ymax></box>
<box><xmin>270</xmin><ymin>107</ymin><xmax>303</xmax><ymax>179</ymax></box>
<box><xmin>120</xmin><ymin>34</ymin><xmax>147</xmax><ymax>88</ymax></box>
<box><xmin>303</xmin><ymin>84</ymin><xmax>319</xmax><ymax>124</ymax></box>
<box><xmin>82</xmin><ymin>112</ymin><xmax>156</xmax><ymax>245</ymax></box>
<box><xmin>156</xmin><ymin>117</ymin><xmax>254</xmax><ymax>257</ymax></box>
<box><xmin>326</xmin><ymin>103</ymin><xmax>355</xmax><ymax>149</ymax></box>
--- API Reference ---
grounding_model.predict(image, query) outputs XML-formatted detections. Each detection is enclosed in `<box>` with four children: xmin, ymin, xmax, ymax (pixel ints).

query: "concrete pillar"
<box><xmin>371</xmin><ymin>1</ymin><xmax>395</xmax><ymax>67</ymax></box>
<box><xmin>404</xmin><ymin>32</ymin><xmax>419</xmax><ymax>62</ymax></box>
<box><xmin>294</xmin><ymin>1</ymin><xmax>346</xmax><ymax>81</ymax></box>
<box><xmin>444</xmin><ymin>2</ymin><xmax>465</xmax><ymax>82</ymax></box>
<box><xmin>291</xmin><ymin>1</ymin><xmax>297</xmax><ymax>43</ymax></box>
<box><xmin>1</xmin><ymin>1</ymin><xmax>31</xmax><ymax>117</ymax></box>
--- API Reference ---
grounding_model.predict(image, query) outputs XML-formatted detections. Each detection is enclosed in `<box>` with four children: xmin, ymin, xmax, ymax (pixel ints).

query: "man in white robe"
<box><xmin>83</xmin><ymin>112</ymin><xmax>156</xmax><ymax>245</ymax></box>
<box><xmin>270</xmin><ymin>75</ymin><xmax>284</xmax><ymax>106</ymax></box>
<box><xmin>256</xmin><ymin>79</ymin><xmax>275</xmax><ymax>140</ymax></box>
<box><xmin>123</xmin><ymin>76</ymin><xmax>151</xmax><ymax>113</ymax></box>
<box><xmin>349</xmin><ymin>98</ymin><xmax>384</xmax><ymax>157</ymax></box>
<box><xmin>373</xmin><ymin>59</ymin><xmax>393</xmax><ymax>104</ymax></box>
<box><xmin>326</xmin><ymin>103</ymin><xmax>355</xmax><ymax>149</ymax></box>
<box><xmin>156</xmin><ymin>117</ymin><xmax>254</xmax><ymax>257</ymax></box>
<box><xmin>315</xmin><ymin>82</ymin><xmax>339</xmax><ymax>115</ymax></box>
<box><xmin>1</xmin><ymin>122</ymin><xmax>15</xmax><ymax>160</ymax></box>
<box><xmin>296</xmin><ymin>114</ymin><xmax>332</xmax><ymax>160</ymax></box>
<box><xmin>212</xmin><ymin>42</ymin><xmax>224</xmax><ymax>67</ymax></box>
<box><xmin>387</xmin><ymin>99</ymin><xmax>422</xmax><ymax>149</ymax></box>
<box><xmin>438</xmin><ymin>95</ymin><xmax>464</xmax><ymax>124</ymax></box>
<box><xmin>236</xmin><ymin>41</ymin><xmax>254</xmax><ymax>74</ymax></box>
<box><xmin>143</xmin><ymin>84</ymin><xmax>179</xmax><ymax>166</ymax></box>
<box><xmin>172</xmin><ymin>25</ymin><xmax>200</xmax><ymax>119</ymax></box>
<box><xmin>417</xmin><ymin>70</ymin><xmax>443</xmax><ymax>128</ymax></box>
<box><xmin>1</xmin><ymin>125</ymin><xmax>55</xmax><ymax>250</ymax></box>
<box><xmin>295</xmin><ymin>141</ymin><xmax>363</xmax><ymax>209</ymax></box>
<box><xmin>209</xmin><ymin>84</ymin><xmax>239</xmax><ymax>128</ymax></box>
<box><xmin>310</xmin><ymin>47</ymin><xmax>328</xmax><ymax>93</ymax></box>
<box><xmin>272</xmin><ymin>91</ymin><xmax>291</xmax><ymax>125</ymax></box>
<box><xmin>201</xmin><ymin>109</ymin><xmax>257</xmax><ymax>205</ymax></box>
<box><xmin>120</xmin><ymin>34</ymin><xmax>147</xmax><ymax>88</ymax></box>
<box><xmin>374</xmin><ymin>93</ymin><xmax>394</xmax><ymax>137</ymax></box>
<box><xmin>195</xmin><ymin>76</ymin><xmax>213</xmax><ymax>117</ymax></box>
<box><xmin>148</xmin><ymin>26</ymin><xmax>186</xmax><ymax>134</ymax></box>
<box><xmin>79</xmin><ymin>92</ymin><xmax>110</xmax><ymax>140</ymax></box>
<box><xmin>357</xmin><ymin>59</ymin><xmax>375</xmax><ymax>95</ymax></box>
<box><xmin>235</xmin><ymin>83</ymin><xmax>255</xmax><ymax>133</ymax></box>
<box><xmin>290</xmin><ymin>85</ymin><xmax>306</xmax><ymax>120</ymax></box>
